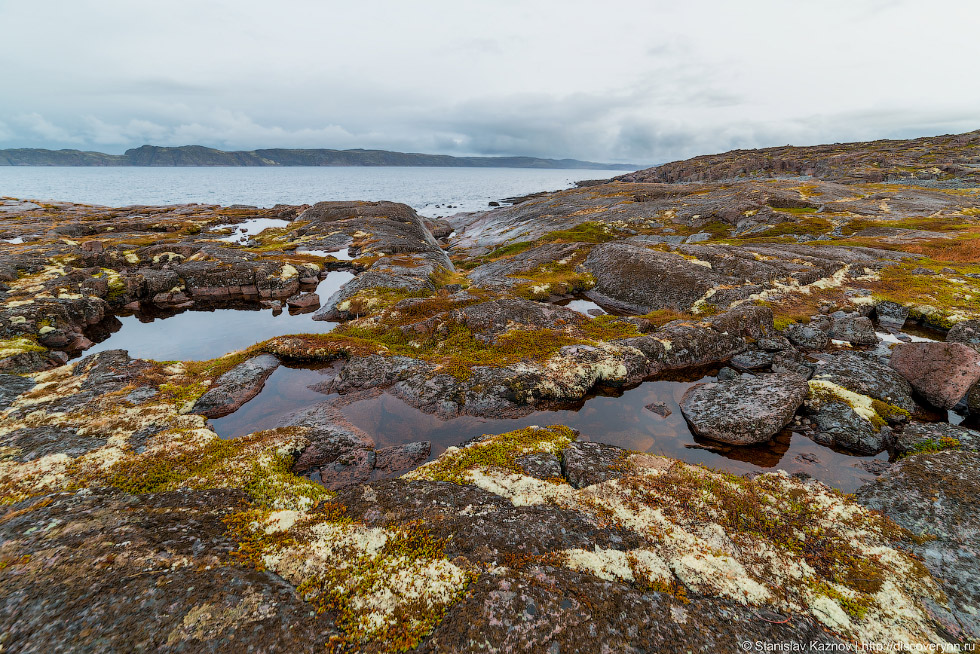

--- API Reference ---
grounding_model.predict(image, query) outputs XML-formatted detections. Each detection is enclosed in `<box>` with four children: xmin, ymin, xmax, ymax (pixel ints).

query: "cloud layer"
<box><xmin>1</xmin><ymin>0</ymin><xmax>977</xmax><ymax>163</ymax></box>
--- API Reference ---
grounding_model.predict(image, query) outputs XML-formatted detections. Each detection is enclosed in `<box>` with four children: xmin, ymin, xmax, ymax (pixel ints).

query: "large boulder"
<box><xmin>812</xmin><ymin>351</ymin><xmax>916</xmax><ymax>413</ymax></box>
<box><xmin>679</xmin><ymin>375</ymin><xmax>809</xmax><ymax>445</ymax></box>
<box><xmin>191</xmin><ymin>354</ymin><xmax>280</xmax><ymax>418</ymax></box>
<box><xmin>785</xmin><ymin>323</ymin><xmax>830</xmax><ymax>350</ymax></box>
<box><xmin>889</xmin><ymin>342</ymin><xmax>980</xmax><ymax>409</ymax></box>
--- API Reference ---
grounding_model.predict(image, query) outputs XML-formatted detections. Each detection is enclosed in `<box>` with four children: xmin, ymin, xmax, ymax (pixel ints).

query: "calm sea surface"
<box><xmin>0</xmin><ymin>166</ymin><xmax>625</xmax><ymax>217</ymax></box>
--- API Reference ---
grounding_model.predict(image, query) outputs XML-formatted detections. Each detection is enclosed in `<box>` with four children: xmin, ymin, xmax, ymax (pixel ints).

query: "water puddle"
<box><xmin>211</xmin><ymin>366</ymin><xmax>885</xmax><ymax>492</ymax></box>
<box><xmin>83</xmin><ymin>271</ymin><xmax>354</xmax><ymax>361</ymax></box>
<box><xmin>558</xmin><ymin>298</ymin><xmax>606</xmax><ymax>316</ymax></box>
<box><xmin>297</xmin><ymin>247</ymin><xmax>354</xmax><ymax>260</ymax></box>
<box><xmin>875</xmin><ymin>331</ymin><xmax>938</xmax><ymax>344</ymax></box>
<box><xmin>210</xmin><ymin>217</ymin><xmax>292</xmax><ymax>243</ymax></box>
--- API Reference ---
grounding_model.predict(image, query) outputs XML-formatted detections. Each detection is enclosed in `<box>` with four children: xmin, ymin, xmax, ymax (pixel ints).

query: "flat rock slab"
<box><xmin>192</xmin><ymin>354</ymin><xmax>280</xmax><ymax>418</ymax></box>
<box><xmin>680</xmin><ymin>375</ymin><xmax>809</xmax><ymax>445</ymax></box>
<box><xmin>889</xmin><ymin>342</ymin><xmax>980</xmax><ymax>409</ymax></box>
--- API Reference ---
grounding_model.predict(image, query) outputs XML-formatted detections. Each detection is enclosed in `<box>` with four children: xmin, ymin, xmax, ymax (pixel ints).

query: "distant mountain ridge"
<box><xmin>0</xmin><ymin>144</ymin><xmax>637</xmax><ymax>170</ymax></box>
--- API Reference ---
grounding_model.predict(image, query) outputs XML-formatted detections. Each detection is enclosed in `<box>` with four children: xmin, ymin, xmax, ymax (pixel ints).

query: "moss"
<box><xmin>870</xmin><ymin>399</ymin><xmax>910</xmax><ymax>424</ymax></box>
<box><xmin>411</xmin><ymin>425</ymin><xmax>577</xmax><ymax>484</ymax></box>
<box><xmin>91</xmin><ymin>428</ymin><xmax>328</xmax><ymax>509</ymax></box>
<box><xmin>904</xmin><ymin>436</ymin><xmax>961</xmax><ymax>456</ymax></box>
<box><xmin>0</xmin><ymin>336</ymin><xmax>47</xmax><ymax>359</ymax></box>
<box><xmin>579</xmin><ymin>315</ymin><xmax>643</xmax><ymax>341</ymax></box>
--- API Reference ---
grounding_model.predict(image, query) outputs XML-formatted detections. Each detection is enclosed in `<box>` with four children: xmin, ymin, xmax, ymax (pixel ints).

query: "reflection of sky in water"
<box><xmin>560</xmin><ymin>299</ymin><xmax>605</xmax><ymax>315</ymax></box>
<box><xmin>83</xmin><ymin>271</ymin><xmax>354</xmax><ymax>361</ymax></box>
<box><xmin>210</xmin><ymin>217</ymin><xmax>291</xmax><ymax>242</ymax></box>
<box><xmin>297</xmin><ymin>247</ymin><xmax>353</xmax><ymax>260</ymax></box>
<box><xmin>211</xmin><ymin>366</ymin><xmax>886</xmax><ymax>493</ymax></box>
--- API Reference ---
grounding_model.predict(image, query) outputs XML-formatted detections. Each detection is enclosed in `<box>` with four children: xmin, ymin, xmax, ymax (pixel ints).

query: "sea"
<box><xmin>0</xmin><ymin>166</ymin><xmax>627</xmax><ymax>217</ymax></box>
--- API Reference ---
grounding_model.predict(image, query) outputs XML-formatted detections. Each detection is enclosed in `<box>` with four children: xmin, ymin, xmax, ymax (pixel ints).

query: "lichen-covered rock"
<box><xmin>856</xmin><ymin>451</ymin><xmax>980</xmax><ymax>640</ymax></box>
<box><xmin>192</xmin><ymin>353</ymin><xmax>280</xmax><ymax>418</ymax></box>
<box><xmin>890</xmin><ymin>342</ymin><xmax>980</xmax><ymax>409</ymax></box>
<box><xmin>893</xmin><ymin>422</ymin><xmax>979</xmax><ymax>456</ymax></box>
<box><xmin>813</xmin><ymin>351</ymin><xmax>916</xmax><ymax>413</ymax></box>
<box><xmin>947</xmin><ymin>319</ymin><xmax>980</xmax><ymax>352</ymax></box>
<box><xmin>0</xmin><ymin>488</ymin><xmax>338</xmax><ymax>653</ymax></box>
<box><xmin>875</xmin><ymin>300</ymin><xmax>910</xmax><ymax>330</ymax></box>
<box><xmin>809</xmin><ymin>399</ymin><xmax>892</xmax><ymax>455</ymax></box>
<box><xmin>680</xmin><ymin>375</ymin><xmax>808</xmax><ymax>445</ymax></box>
<box><xmin>785</xmin><ymin>322</ymin><xmax>831</xmax><ymax>350</ymax></box>
<box><xmin>828</xmin><ymin>313</ymin><xmax>878</xmax><ymax>346</ymax></box>
<box><xmin>583</xmin><ymin>242</ymin><xmax>723</xmax><ymax>314</ymax></box>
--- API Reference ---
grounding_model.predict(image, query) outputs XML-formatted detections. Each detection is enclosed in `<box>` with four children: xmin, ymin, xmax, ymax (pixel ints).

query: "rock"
<box><xmin>514</xmin><ymin>452</ymin><xmax>563</xmax><ymax>479</ymax></box>
<box><xmin>680</xmin><ymin>375</ymin><xmax>809</xmax><ymax>445</ymax></box>
<box><xmin>771</xmin><ymin>350</ymin><xmax>814</xmax><ymax>379</ymax></box>
<box><xmin>756</xmin><ymin>335</ymin><xmax>792</xmax><ymax>351</ymax></box>
<box><xmin>808</xmin><ymin>400</ymin><xmax>892</xmax><ymax>455</ymax></box>
<box><xmin>559</xmin><ymin>441</ymin><xmax>629</xmax><ymax>488</ymax></box>
<box><xmin>285</xmin><ymin>292</ymin><xmax>319</xmax><ymax>309</ymax></box>
<box><xmin>785</xmin><ymin>323</ymin><xmax>830</xmax><ymax>350</ymax></box>
<box><xmin>828</xmin><ymin>314</ymin><xmax>878</xmax><ymax>346</ymax></box>
<box><xmin>0</xmin><ymin>488</ymin><xmax>337</xmax><ymax>652</ymax></box>
<box><xmin>373</xmin><ymin>441</ymin><xmax>431</xmax><ymax>476</ymax></box>
<box><xmin>947</xmin><ymin>319</ymin><xmax>980</xmax><ymax>352</ymax></box>
<box><xmin>319</xmin><ymin>448</ymin><xmax>376</xmax><ymax>490</ymax></box>
<box><xmin>812</xmin><ymin>351</ymin><xmax>916</xmax><ymax>413</ymax></box>
<box><xmin>728</xmin><ymin>350</ymin><xmax>773</xmax><ymax>372</ymax></box>
<box><xmin>644</xmin><ymin>401</ymin><xmax>672</xmax><ymax>418</ymax></box>
<box><xmin>452</xmin><ymin>298</ymin><xmax>584</xmax><ymax>340</ymax></box>
<box><xmin>875</xmin><ymin>300</ymin><xmax>909</xmax><ymax>329</ymax></box>
<box><xmin>889</xmin><ymin>342</ymin><xmax>980</xmax><ymax>409</ymax></box>
<box><xmin>893</xmin><ymin>422</ymin><xmax>980</xmax><ymax>456</ymax></box>
<box><xmin>716</xmin><ymin>366</ymin><xmax>739</xmax><ymax>381</ymax></box>
<box><xmin>856</xmin><ymin>451</ymin><xmax>980</xmax><ymax>639</ymax></box>
<box><xmin>706</xmin><ymin>304</ymin><xmax>774</xmax><ymax>339</ymax></box>
<box><xmin>0</xmin><ymin>373</ymin><xmax>35</xmax><ymax>410</ymax></box>
<box><xmin>191</xmin><ymin>354</ymin><xmax>280</xmax><ymax>418</ymax></box>
<box><xmin>583</xmin><ymin>242</ymin><xmax>724</xmax><ymax>314</ymax></box>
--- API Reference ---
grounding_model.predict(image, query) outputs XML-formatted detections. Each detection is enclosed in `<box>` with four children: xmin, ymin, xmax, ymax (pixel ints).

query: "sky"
<box><xmin>0</xmin><ymin>0</ymin><xmax>977</xmax><ymax>164</ymax></box>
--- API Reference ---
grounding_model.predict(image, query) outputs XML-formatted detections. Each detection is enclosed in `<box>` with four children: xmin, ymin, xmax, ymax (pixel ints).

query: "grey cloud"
<box><xmin>0</xmin><ymin>0</ymin><xmax>976</xmax><ymax>162</ymax></box>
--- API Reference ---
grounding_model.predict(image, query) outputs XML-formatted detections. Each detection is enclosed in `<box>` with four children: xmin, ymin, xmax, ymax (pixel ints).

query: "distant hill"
<box><xmin>0</xmin><ymin>144</ymin><xmax>637</xmax><ymax>170</ymax></box>
<box><xmin>617</xmin><ymin>129</ymin><xmax>980</xmax><ymax>185</ymax></box>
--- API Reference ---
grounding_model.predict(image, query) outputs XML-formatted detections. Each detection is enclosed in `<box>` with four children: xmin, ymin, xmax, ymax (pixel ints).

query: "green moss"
<box><xmin>905</xmin><ymin>436</ymin><xmax>961</xmax><ymax>456</ymax></box>
<box><xmin>412</xmin><ymin>425</ymin><xmax>577</xmax><ymax>484</ymax></box>
<box><xmin>871</xmin><ymin>399</ymin><xmax>910</xmax><ymax>424</ymax></box>
<box><xmin>94</xmin><ymin>428</ymin><xmax>328</xmax><ymax>509</ymax></box>
<box><xmin>579</xmin><ymin>315</ymin><xmax>643</xmax><ymax>341</ymax></box>
<box><xmin>0</xmin><ymin>336</ymin><xmax>47</xmax><ymax>359</ymax></box>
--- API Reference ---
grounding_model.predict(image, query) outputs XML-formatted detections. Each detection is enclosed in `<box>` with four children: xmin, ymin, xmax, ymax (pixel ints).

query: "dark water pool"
<box><xmin>81</xmin><ymin>271</ymin><xmax>354</xmax><ymax>361</ymax></box>
<box><xmin>209</xmin><ymin>365</ymin><xmax>885</xmax><ymax>492</ymax></box>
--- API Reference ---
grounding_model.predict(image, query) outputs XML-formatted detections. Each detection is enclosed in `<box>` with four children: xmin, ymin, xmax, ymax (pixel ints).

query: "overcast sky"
<box><xmin>0</xmin><ymin>0</ymin><xmax>977</xmax><ymax>164</ymax></box>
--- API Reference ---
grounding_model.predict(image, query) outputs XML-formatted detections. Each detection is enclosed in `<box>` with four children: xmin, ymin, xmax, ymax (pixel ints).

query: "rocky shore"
<box><xmin>2</xmin><ymin>130</ymin><xmax>980</xmax><ymax>652</ymax></box>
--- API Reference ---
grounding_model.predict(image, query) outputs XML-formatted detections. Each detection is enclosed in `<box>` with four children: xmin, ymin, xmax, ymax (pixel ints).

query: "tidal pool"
<box><xmin>83</xmin><ymin>271</ymin><xmax>354</xmax><ymax>361</ymax></box>
<box><xmin>210</xmin><ymin>217</ymin><xmax>292</xmax><ymax>243</ymax></box>
<box><xmin>210</xmin><ymin>365</ymin><xmax>886</xmax><ymax>492</ymax></box>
